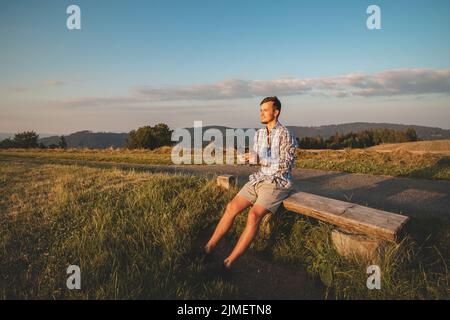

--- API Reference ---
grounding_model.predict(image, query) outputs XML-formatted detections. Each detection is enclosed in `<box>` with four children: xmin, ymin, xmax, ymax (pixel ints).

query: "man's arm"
<box><xmin>245</xmin><ymin>131</ymin><xmax>260</xmax><ymax>165</ymax></box>
<box><xmin>277</xmin><ymin>130</ymin><xmax>298</xmax><ymax>170</ymax></box>
<box><xmin>258</xmin><ymin>130</ymin><xmax>297</xmax><ymax>169</ymax></box>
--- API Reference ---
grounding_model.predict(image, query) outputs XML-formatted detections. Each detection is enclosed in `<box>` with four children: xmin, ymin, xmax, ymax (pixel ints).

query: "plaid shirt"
<box><xmin>249</xmin><ymin>121</ymin><xmax>298</xmax><ymax>189</ymax></box>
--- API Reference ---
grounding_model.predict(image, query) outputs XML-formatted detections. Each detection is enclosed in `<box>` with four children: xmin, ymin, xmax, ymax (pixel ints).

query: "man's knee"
<box><xmin>247</xmin><ymin>206</ymin><xmax>268</xmax><ymax>224</ymax></box>
<box><xmin>225</xmin><ymin>200</ymin><xmax>242</xmax><ymax>217</ymax></box>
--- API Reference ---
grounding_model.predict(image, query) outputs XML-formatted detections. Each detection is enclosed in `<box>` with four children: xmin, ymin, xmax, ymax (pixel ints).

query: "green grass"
<box><xmin>1</xmin><ymin>160</ymin><xmax>449</xmax><ymax>299</ymax></box>
<box><xmin>0</xmin><ymin>162</ymin><xmax>236</xmax><ymax>299</ymax></box>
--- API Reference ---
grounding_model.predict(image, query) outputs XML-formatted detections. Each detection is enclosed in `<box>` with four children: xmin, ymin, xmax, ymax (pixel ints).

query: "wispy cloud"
<box><xmin>7</xmin><ymin>86</ymin><xmax>29</xmax><ymax>93</ymax></box>
<box><xmin>58</xmin><ymin>96</ymin><xmax>145</xmax><ymax>107</ymax></box>
<box><xmin>57</xmin><ymin>67</ymin><xmax>450</xmax><ymax>107</ymax></box>
<box><xmin>3</xmin><ymin>79</ymin><xmax>78</xmax><ymax>93</ymax></box>
<box><xmin>42</xmin><ymin>80</ymin><xmax>67</xmax><ymax>87</ymax></box>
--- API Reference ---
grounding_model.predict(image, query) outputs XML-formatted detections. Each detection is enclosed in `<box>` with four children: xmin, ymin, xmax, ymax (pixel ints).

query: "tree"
<box><xmin>0</xmin><ymin>138</ymin><xmax>15</xmax><ymax>149</ymax></box>
<box><xmin>59</xmin><ymin>135</ymin><xmax>68</xmax><ymax>149</ymax></box>
<box><xmin>13</xmin><ymin>131</ymin><xmax>39</xmax><ymax>148</ymax></box>
<box><xmin>405</xmin><ymin>128</ymin><xmax>418</xmax><ymax>142</ymax></box>
<box><xmin>298</xmin><ymin>136</ymin><xmax>325</xmax><ymax>149</ymax></box>
<box><xmin>125</xmin><ymin>123</ymin><xmax>173</xmax><ymax>150</ymax></box>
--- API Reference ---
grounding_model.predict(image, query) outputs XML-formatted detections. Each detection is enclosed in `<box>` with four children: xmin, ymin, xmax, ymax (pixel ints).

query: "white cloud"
<box><xmin>57</xmin><ymin>67</ymin><xmax>450</xmax><ymax>107</ymax></box>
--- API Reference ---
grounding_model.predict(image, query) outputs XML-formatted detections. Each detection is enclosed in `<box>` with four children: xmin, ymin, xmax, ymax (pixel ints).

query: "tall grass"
<box><xmin>0</xmin><ymin>162</ymin><xmax>236</xmax><ymax>299</ymax></box>
<box><xmin>1</xmin><ymin>160</ymin><xmax>448</xmax><ymax>299</ymax></box>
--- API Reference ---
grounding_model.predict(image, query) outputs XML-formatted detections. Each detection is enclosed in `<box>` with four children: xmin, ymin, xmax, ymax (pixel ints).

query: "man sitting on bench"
<box><xmin>204</xmin><ymin>96</ymin><xmax>298</xmax><ymax>271</ymax></box>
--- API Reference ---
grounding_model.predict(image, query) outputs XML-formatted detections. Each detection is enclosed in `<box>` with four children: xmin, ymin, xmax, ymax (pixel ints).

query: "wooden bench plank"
<box><xmin>283</xmin><ymin>191</ymin><xmax>409</xmax><ymax>242</ymax></box>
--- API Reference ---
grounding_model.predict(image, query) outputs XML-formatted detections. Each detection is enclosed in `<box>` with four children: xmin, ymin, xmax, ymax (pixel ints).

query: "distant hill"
<box><xmin>2</xmin><ymin>122</ymin><xmax>448</xmax><ymax>149</ymax></box>
<box><xmin>285</xmin><ymin>122</ymin><xmax>450</xmax><ymax>140</ymax></box>
<box><xmin>183</xmin><ymin>122</ymin><xmax>450</xmax><ymax>141</ymax></box>
<box><xmin>181</xmin><ymin>122</ymin><xmax>450</xmax><ymax>149</ymax></box>
<box><xmin>39</xmin><ymin>131</ymin><xmax>128</xmax><ymax>149</ymax></box>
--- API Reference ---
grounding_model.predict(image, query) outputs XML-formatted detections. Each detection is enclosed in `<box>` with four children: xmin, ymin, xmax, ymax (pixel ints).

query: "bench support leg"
<box><xmin>331</xmin><ymin>229</ymin><xmax>381</xmax><ymax>262</ymax></box>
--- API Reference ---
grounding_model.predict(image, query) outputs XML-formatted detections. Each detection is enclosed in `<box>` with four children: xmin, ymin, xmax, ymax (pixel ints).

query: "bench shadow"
<box><xmin>292</xmin><ymin>169</ymin><xmax>450</xmax><ymax>218</ymax></box>
<box><xmin>290</xmin><ymin>168</ymin><xmax>450</xmax><ymax>250</ymax></box>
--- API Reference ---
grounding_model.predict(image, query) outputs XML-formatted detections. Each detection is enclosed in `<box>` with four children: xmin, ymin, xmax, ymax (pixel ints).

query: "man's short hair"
<box><xmin>260</xmin><ymin>96</ymin><xmax>281</xmax><ymax>118</ymax></box>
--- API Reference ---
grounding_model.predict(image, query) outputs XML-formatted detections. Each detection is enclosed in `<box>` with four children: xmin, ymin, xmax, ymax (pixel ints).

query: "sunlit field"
<box><xmin>1</xmin><ymin>146</ymin><xmax>449</xmax><ymax>180</ymax></box>
<box><xmin>369</xmin><ymin>139</ymin><xmax>450</xmax><ymax>155</ymax></box>
<box><xmin>1</xmin><ymin>160</ymin><xmax>448</xmax><ymax>299</ymax></box>
<box><xmin>295</xmin><ymin>148</ymin><xmax>450</xmax><ymax>180</ymax></box>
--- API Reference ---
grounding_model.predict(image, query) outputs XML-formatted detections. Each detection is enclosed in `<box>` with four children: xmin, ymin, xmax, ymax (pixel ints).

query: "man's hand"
<box><xmin>244</xmin><ymin>152</ymin><xmax>257</xmax><ymax>165</ymax></box>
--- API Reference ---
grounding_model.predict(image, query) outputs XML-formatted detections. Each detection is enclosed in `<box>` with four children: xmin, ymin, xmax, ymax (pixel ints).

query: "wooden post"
<box><xmin>216</xmin><ymin>175</ymin><xmax>236</xmax><ymax>190</ymax></box>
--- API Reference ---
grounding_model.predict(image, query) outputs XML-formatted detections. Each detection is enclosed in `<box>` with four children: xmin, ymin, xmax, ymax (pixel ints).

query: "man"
<box><xmin>204</xmin><ymin>96</ymin><xmax>298</xmax><ymax>271</ymax></box>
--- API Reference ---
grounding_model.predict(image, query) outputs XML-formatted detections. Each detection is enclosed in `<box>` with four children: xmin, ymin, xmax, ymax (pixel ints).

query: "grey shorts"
<box><xmin>236</xmin><ymin>180</ymin><xmax>294</xmax><ymax>214</ymax></box>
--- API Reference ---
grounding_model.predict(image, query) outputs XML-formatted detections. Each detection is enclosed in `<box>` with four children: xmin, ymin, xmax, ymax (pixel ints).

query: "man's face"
<box><xmin>260</xmin><ymin>101</ymin><xmax>279</xmax><ymax>124</ymax></box>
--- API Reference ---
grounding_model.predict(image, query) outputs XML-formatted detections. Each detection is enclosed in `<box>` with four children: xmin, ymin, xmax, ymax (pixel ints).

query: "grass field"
<box><xmin>1</xmin><ymin>145</ymin><xmax>449</xmax><ymax>180</ymax></box>
<box><xmin>0</xmin><ymin>161</ymin><xmax>236</xmax><ymax>299</ymax></box>
<box><xmin>369</xmin><ymin>139</ymin><xmax>450</xmax><ymax>155</ymax></box>
<box><xmin>1</xmin><ymin>160</ymin><xmax>448</xmax><ymax>299</ymax></box>
<box><xmin>295</xmin><ymin>148</ymin><xmax>450</xmax><ymax>180</ymax></box>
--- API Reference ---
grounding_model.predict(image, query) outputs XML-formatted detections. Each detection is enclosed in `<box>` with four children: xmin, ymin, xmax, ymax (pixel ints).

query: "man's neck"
<box><xmin>266</xmin><ymin>119</ymin><xmax>278</xmax><ymax>133</ymax></box>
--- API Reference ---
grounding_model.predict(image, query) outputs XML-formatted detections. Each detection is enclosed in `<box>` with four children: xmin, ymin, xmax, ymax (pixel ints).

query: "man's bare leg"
<box><xmin>204</xmin><ymin>195</ymin><xmax>252</xmax><ymax>254</ymax></box>
<box><xmin>224</xmin><ymin>204</ymin><xmax>270</xmax><ymax>268</ymax></box>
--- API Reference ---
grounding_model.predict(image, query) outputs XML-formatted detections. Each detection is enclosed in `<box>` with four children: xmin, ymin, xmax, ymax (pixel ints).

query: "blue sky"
<box><xmin>1</xmin><ymin>0</ymin><xmax>449</xmax><ymax>134</ymax></box>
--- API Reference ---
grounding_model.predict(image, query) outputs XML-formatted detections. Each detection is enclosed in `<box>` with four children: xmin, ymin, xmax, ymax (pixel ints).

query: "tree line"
<box><xmin>296</xmin><ymin>127</ymin><xmax>419</xmax><ymax>149</ymax></box>
<box><xmin>0</xmin><ymin>123</ymin><xmax>173</xmax><ymax>150</ymax></box>
<box><xmin>0</xmin><ymin>131</ymin><xmax>67</xmax><ymax>149</ymax></box>
<box><xmin>0</xmin><ymin>125</ymin><xmax>419</xmax><ymax>151</ymax></box>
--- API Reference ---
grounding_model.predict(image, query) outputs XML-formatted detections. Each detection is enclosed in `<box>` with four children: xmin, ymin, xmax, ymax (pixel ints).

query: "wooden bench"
<box><xmin>283</xmin><ymin>191</ymin><xmax>410</xmax><ymax>260</ymax></box>
<box><xmin>217</xmin><ymin>175</ymin><xmax>410</xmax><ymax>260</ymax></box>
<box><xmin>283</xmin><ymin>191</ymin><xmax>409</xmax><ymax>243</ymax></box>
